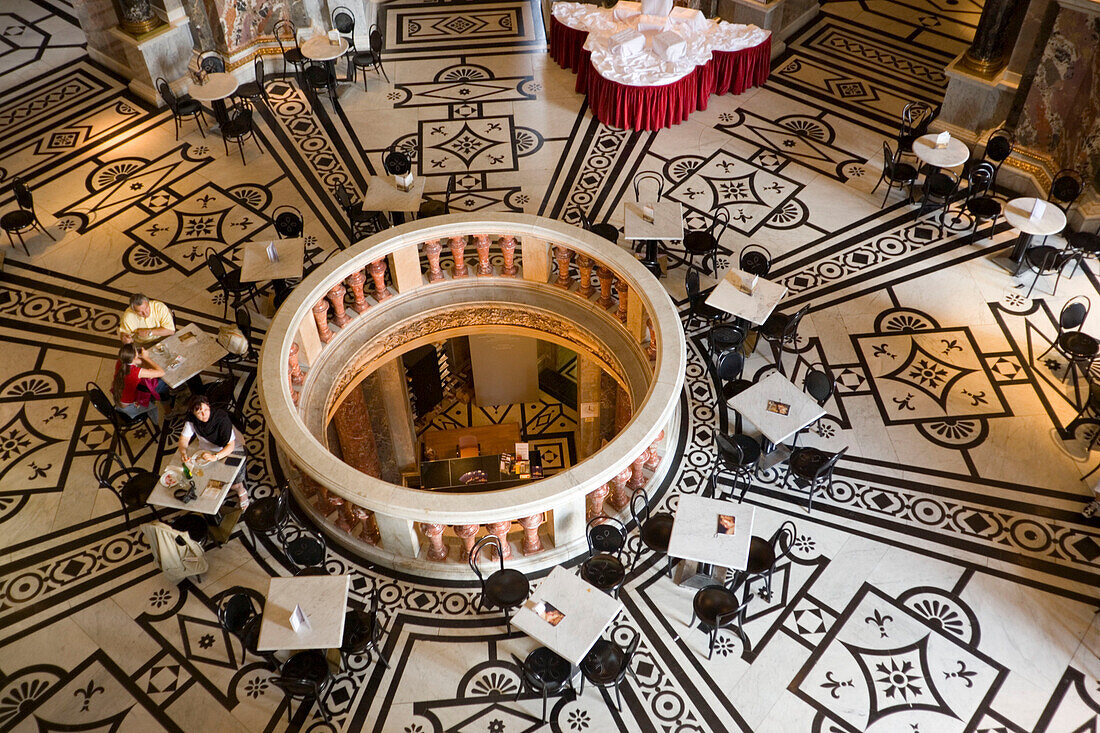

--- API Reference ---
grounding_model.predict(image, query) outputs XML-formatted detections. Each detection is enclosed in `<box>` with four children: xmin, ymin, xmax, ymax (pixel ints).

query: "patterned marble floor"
<box><xmin>3</xmin><ymin>0</ymin><xmax>1100</xmax><ymax>731</ymax></box>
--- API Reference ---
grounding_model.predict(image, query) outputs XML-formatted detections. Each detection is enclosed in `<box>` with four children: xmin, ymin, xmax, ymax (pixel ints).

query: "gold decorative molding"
<box><xmin>1003</xmin><ymin>145</ymin><xmax>1058</xmax><ymax>190</ymax></box>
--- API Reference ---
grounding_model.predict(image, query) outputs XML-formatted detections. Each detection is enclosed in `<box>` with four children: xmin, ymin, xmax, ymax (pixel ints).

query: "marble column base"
<box><xmin>107</xmin><ymin>19</ymin><xmax>193</xmax><ymax>104</ymax></box>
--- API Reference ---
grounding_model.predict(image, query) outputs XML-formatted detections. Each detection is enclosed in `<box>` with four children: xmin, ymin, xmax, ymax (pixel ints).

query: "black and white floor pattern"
<box><xmin>3</xmin><ymin>0</ymin><xmax>1100</xmax><ymax>730</ymax></box>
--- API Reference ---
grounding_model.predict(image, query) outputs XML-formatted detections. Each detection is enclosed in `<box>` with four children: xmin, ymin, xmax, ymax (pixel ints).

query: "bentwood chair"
<box><xmin>362</xmin><ymin>25</ymin><xmax>390</xmax><ymax>83</ymax></box>
<box><xmin>512</xmin><ymin>647</ymin><xmax>574</xmax><ymax>724</ymax></box>
<box><xmin>157</xmin><ymin>77</ymin><xmax>206</xmax><ymax>141</ymax></box>
<box><xmin>580</xmin><ymin>516</ymin><xmax>628</xmax><ymax>598</ymax></box>
<box><xmin>580</xmin><ymin>629</ymin><xmax>639</xmax><ymax>711</ymax></box>
<box><xmin>235</xmin><ymin>57</ymin><xmax>271</xmax><ymax>108</ymax></box>
<box><xmin>272</xmin><ymin>650</ymin><xmax>334</xmax><ymax>724</ymax></box>
<box><xmin>243</xmin><ymin>482</ymin><xmax>291</xmax><ymax>545</ymax></box>
<box><xmin>783</xmin><ymin>446</ymin><xmax>847</xmax><ymax>511</ymax></box>
<box><xmin>756</xmin><ymin>304</ymin><xmax>810</xmax><ymax>375</ymax></box>
<box><xmin>93</xmin><ymin>451</ymin><xmax>158</xmax><ymax>528</ymax></box>
<box><xmin>86</xmin><ymin>382</ymin><xmax>158</xmax><ymax>462</ymax></box>
<box><xmin>684</xmin><ymin>269</ymin><xmax>728</xmax><ymax>330</ymax></box>
<box><xmin>470</xmin><ymin>533</ymin><xmax>530</xmax><ymax>630</ymax></box>
<box><xmin>962</xmin><ymin>162</ymin><xmax>1002</xmax><ymax>245</ymax></box>
<box><xmin>279</xmin><ymin>524</ymin><xmax>328</xmax><ymax>574</ymax></box>
<box><xmin>1038</xmin><ymin>296</ymin><xmax>1099</xmax><ymax>398</ymax></box>
<box><xmin>214</xmin><ymin>102</ymin><xmax>263</xmax><ymax>165</ymax></box>
<box><xmin>738</xmin><ymin>521</ymin><xmax>796</xmax><ymax>601</ymax></box>
<box><xmin>2</xmin><ymin>176</ymin><xmax>56</xmax><ymax>255</ymax></box>
<box><xmin>1021</xmin><ymin>244</ymin><xmax>1074</xmax><ymax>299</ymax></box>
<box><xmin>739</xmin><ymin>243</ymin><xmax>771</xmax><ymax>278</ymax></box>
<box><xmin>1065</xmin><ymin>225</ymin><xmax>1100</xmax><ymax>279</ymax></box>
<box><xmin>1048</xmin><ymin>169</ymin><xmax>1084</xmax><ymax>214</ymax></box>
<box><xmin>334</xmin><ymin>183</ymin><xmax>388</xmax><ymax>245</ymax></box>
<box><xmin>872</xmin><ymin>142</ymin><xmax>918</xmax><ymax>208</ymax></box>
<box><xmin>981</xmin><ymin>127</ymin><xmax>1014</xmax><ymax>188</ymax></box>
<box><xmin>199</xmin><ymin>52</ymin><xmax>226</xmax><ymax>74</ymax></box>
<box><xmin>896</xmin><ymin>101</ymin><xmax>934</xmax><ymax>159</ymax></box>
<box><xmin>217</xmin><ymin>588</ymin><xmax>277</xmax><ymax>668</ymax></box>
<box><xmin>712</xmin><ymin>432</ymin><xmax>761</xmax><ymax>503</ymax></box>
<box><xmin>274</xmin><ymin>19</ymin><xmax>307</xmax><ymax>77</ymax></box>
<box><xmin>709</xmin><ymin>322</ymin><xmax>748</xmax><ymax>361</ymax></box>
<box><xmin>675</xmin><ymin>579</ymin><xmax>751</xmax><ymax>660</ymax></box>
<box><xmin>790</xmin><ymin>364</ymin><xmax>834</xmax><ymax>448</ymax></box>
<box><xmin>340</xmin><ymin>586</ymin><xmax>389</xmax><ymax>671</ymax></box>
<box><xmin>629</xmin><ymin>489</ymin><xmax>674</xmax><ymax>578</ymax></box>
<box><xmin>205</xmin><ymin>247</ymin><xmax>260</xmax><ymax>318</ymax></box>
<box><xmin>917</xmin><ymin>169</ymin><xmax>959</xmax><ymax>234</ymax></box>
<box><xmin>577</xmin><ymin>207</ymin><xmax>620</xmax><ymax>245</ymax></box>
<box><xmin>683</xmin><ymin>208</ymin><xmax>730</xmax><ymax>276</ymax></box>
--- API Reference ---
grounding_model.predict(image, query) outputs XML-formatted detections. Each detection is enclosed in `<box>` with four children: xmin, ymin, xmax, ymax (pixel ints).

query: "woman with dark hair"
<box><xmin>111</xmin><ymin>343</ymin><xmax>169</xmax><ymax>423</ymax></box>
<box><xmin>177</xmin><ymin>394</ymin><xmax>249</xmax><ymax>508</ymax></box>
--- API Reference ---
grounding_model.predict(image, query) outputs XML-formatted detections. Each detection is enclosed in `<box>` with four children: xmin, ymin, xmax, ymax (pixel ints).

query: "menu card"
<box><xmin>642</xmin><ymin>203</ymin><xmax>655</xmax><ymax>223</ymax></box>
<box><xmin>290</xmin><ymin>604</ymin><xmax>311</xmax><ymax>633</ymax></box>
<box><xmin>327</xmin><ymin>29</ymin><xmax>340</xmax><ymax>43</ymax></box>
<box><xmin>1029</xmin><ymin>199</ymin><xmax>1047</xmax><ymax>223</ymax></box>
<box><xmin>934</xmin><ymin>131</ymin><xmax>951</xmax><ymax>149</ymax></box>
<box><xmin>732</xmin><ymin>270</ymin><xmax>758</xmax><ymax>295</ymax></box>
<box><xmin>766</xmin><ymin>400</ymin><xmax>790</xmax><ymax>416</ymax></box>
<box><xmin>395</xmin><ymin>171</ymin><xmax>415</xmax><ymax>192</ymax></box>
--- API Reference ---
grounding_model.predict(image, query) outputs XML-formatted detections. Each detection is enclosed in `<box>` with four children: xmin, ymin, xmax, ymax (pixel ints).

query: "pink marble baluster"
<box><xmin>576</xmin><ymin>255</ymin><xmax>594</xmax><ymax>298</ymax></box>
<box><xmin>339</xmin><ymin>502</ymin><xmax>362</xmax><ymax>533</ymax></box>
<box><xmin>420</xmin><ymin>523</ymin><xmax>449</xmax><ymax>561</ymax></box>
<box><xmin>359</xmin><ymin>509</ymin><xmax>381</xmax><ymax>545</ymax></box>
<box><xmin>312</xmin><ymin>298</ymin><xmax>333</xmax><ymax>343</ymax></box>
<box><xmin>499</xmin><ymin>234</ymin><xmax>518</xmax><ymax>277</ymax></box>
<box><xmin>616</xmin><ymin>279</ymin><xmax>628</xmax><ymax>324</ymax></box>
<box><xmin>607</xmin><ymin>466</ymin><xmax>634</xmax><ymax>510</ymax></box>
<box><xmin>369</xmin><ymin>259</ymin><xmax>391</xmax><ymax>301</ymax></box>
<box><xmin>645</xmin><ymin>430</ymin><xmax>665</xmax><ymax>470</ymax></box>
<box><xmin>519</xmin><ymin>513</ymin><xmax>545</xmax><ymax>555</ymax></box>
<box><xmin>450</xmin><ymin>235</ymin><xmax>469</xmax><ymax>278</ymax></box>
<box><xmin>597</xmin><ymin>266</ymin><xmax>614</xmax><ymax>308</ymax></box>
<box><xmin>646</xmin><ymin>319</ymin><xmax>657</xmax><ymax>360</ymax></box>
<box><xmin>475</xmin><ymin>234</ymin><xmax>493</xmax><ymax>276</ymax></box>
<box><xmin>628</xmin><ymin>451</ymin><xmax>648</xmax><ymax>490</ymax></box>
<box><xmin>345</xmin><ymin>270</ymin><xmax>369</xmax><ymax>314</ymax></box>
<box><xmin>289</xmin><ymin>342</ymin><xmax>304</xmax><ymax>385</ymax></box>
<box><xmin>316</xmin><ymin>485</ymin><xmax>345</xmax><ymax>516</ymax></box>
<box><xmin>554</xmin><ymin>246</ymin><xmax>573</xmax><ymax>289</ymax></box>
<box><xmin>586</xmin><ymin>484</ymin><xmax>609</xmax><ymax>523</ymax></box>
<box><xmin>327</xmin><ymin>283</ymin><xmax>350</xmax><ymax>326</ymax></box>
<box><xmin>487</xmin><ymin>520</ymin><xmax>513</xmax><ymax>560</ymax></box>
<box><xmin>289</xmin><ymin>374</ymin><xmax>299</xmax><ymax>406</ymax></box>
<box><xmin>424</xmin><ymin>239</ymin><xmax>445</xmax><ymax>282</ymax></box>
<box><xmin>454</xmin><ymin>524</ymin><xmax>480</xmax><ymax>561</ymax></box>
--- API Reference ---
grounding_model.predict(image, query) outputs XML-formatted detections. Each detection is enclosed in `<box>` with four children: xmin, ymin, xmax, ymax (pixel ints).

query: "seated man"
<box><xmin>119</xmin><ymin>293</ymin><xmax>175</xmax><ymax>346</ymax></box>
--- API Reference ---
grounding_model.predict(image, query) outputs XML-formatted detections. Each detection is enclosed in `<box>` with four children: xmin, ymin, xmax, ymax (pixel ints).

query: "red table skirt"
<box><xmin>549</xmin><ymin>14</ymin><xmax>772</xmax><ymax>130</ymax></box>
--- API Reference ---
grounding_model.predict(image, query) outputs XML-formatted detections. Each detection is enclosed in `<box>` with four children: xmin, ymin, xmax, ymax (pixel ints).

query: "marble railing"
<box><xmin>259</xmin><ymin>213</ymin><xmax>685</xmax><ymax>577</ymax></box>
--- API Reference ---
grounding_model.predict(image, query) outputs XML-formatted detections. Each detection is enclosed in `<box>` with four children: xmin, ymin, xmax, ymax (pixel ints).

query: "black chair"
<box><xmin>684</xmin><ymin>269</ymin><xmax>728</xmax><ymax>329</ymax></box>
<box><xmin>219</xmin><ymin>307</ymin><xmax>259</xmax><ymax>375</ymax></box>
<box><xmin>917</xmin><ymin>169</ymin><xmax>959</xmax><ymax>234</ymax></box>
<box><xmin>2</xmin><ymin>176</ymin><xmax>56</xmax><ymax>255</ymax></box>
<box><xmin>157</xmin><ymin>77</ymin><xmax>206</xmax><ymax>141</ymax></box>
<box><xmin>512</xmin><ymin>647</ymin><xmax>573</xmax><ymax>723</ymax></box>
<box><xmin>790</xmin><ymin>365</ymin><xmax>834</xmax><ymax>448</ymax></box>
<box><xmin>86</xmin><ymin>382</ymin><xmax>158</xmax><ymax>462</ymax></box>
<box><xmin>682</xmin><ymin>208</ymin><xmax>729</xmax><ymax>276</ymax></box>
<box><xmin>469</xmin><ymin>533</ymin><xmax>530</xmax><ymax>630</ymax></box>
<box><xmin>1038</xmin><ymin>296</ymin><xmax>1099</xmax><ymax>398</ymax></box>
<box><xmin>279</xmin><ymin>524</ymin><xmax>327</xmax><ymax>573</ymax></box>
<box><xmin>630</xmin><ymin>172</ymin><xmax>665</xmax><ymax>257</ymax></box>
<box><xmin>217</xmin><ymin>589</ymin><xmax>275</xmax><ymax>667</ymax></box>
<box><xmin>872</xmin><ymin>142</ymin><xmax>918</xmax><ymax>207</ymax></box>
<box><xmin>580</xmin><ymin>630</ymin><xmax>639</xmax><ymax>711</ymax></box>
<box><xmin>213</xmin><ymin>102</ymin><xmax>263</xmax><ymax>165</ymax></box>
<box><xmin>981</xmin><ymin>127</ymin><xmax>1013</xmax><ymax>187</ymax></box>
<box><xmin>756</xmin><ymin>304</ymin><xmax>810</xmax><ymax>375</ymax></box>
<box><xmin>303</xmin><ymin>59</ymin><xmax>338</xmax><ymax>103</ymax></box>
<box><xmin>739</xmin><ymin>521</ymin><xmax>796</xmax><ymax>601</ymax></box>
<box><xmin>581</xmin><ymin>516</ymin><xmax>628</xmax><ymax>598</ymax></box>
<box><xmin>1020</xmin><ymin>244</ymin><xmax>1073</xmax><ymax>299</ymax></box>
<box><xmin>629</xmin><ymin>489</ymin><xmax>674</xmax><ymax>578</ymax></box>
<box><xmin>577</xmin><ymin>207</ymin><xmax>619</xmax><ymax>245</ymax></box>
<box><xmin>171</xmin><ymin>513</ymin><xmax>211</xmax><ymax>546</ymax></box>
<box><xmin>782</xmin><ymin>446</ymin><xmax>847</xmax><ymax>511</ymax></box>
<box><xmin>897</xmin><ymin>101</ymin><xmax>934</xmax><ymax>159</ymax></box>
<box><xmin>94</xmin><ymin>451</ymin><xmax>157</xmax><ymax>528</ymax></box>
<box><xmin>418</xmin><ymin>176</ymin><xmax>452</xmax><ymax>218</ymax></box>
<box><xmin>962</xmin><ymin>161</ymin><xmax>1001</xmax><ymax>245</ymax></box>
<box><xmin>273</xmin><ymin>204</ymin><xmax>304</xmax><ymax>239</ymax></box>
<box><xmin>205</xmin><ymin>247</ymin><xmax>260</xmax><ymax>319</ymax></box>
<box><xmin>1048</xmin><ymin>169</ymin><xmax>1083</xmax><ymax>214</ymax></box>
<box><xmin>383</xmin><ymin>148</ymin><xmax>412</xmax><ymax>177</ymax></box>
<box><xmin>716</xmin><ymin>349</ymin><xmax>753</xmax><ymax>404</ymax></box>
<box><xmin>712</xmin><ymin>432</ymin><xmax>761</xmax><ymax>503</ymax></box>
<box><xmin>274</xmin><ymin>19</ymin><xmax>307</xmax><ymax>77</ymax></box>
<box><xmin>272</xmin><ymin>650</ymin><xmax>334</xmax><ymax>725</ymax></box>
<box><xmin>676</xmin><ymin>581</ymin><xmax>750</xmax><ymax>660</ymax></box>
<box><xmin>333</xmin><ymin>8</ymin><xmax>380</xmax><ymax>92</ymax></box>
<box><xmin>235</xmin><ymin>57</ymin><xmax>271</xmax><ymax>108</ymax></box>
<box><xmin>334</xmin><ymin>183</ymin><xmax>387</xmax><ymax>245</ymax></box>
<box><xmin>1066</xmin><ymin>225</ymin><xmax>1100</xmax><ymax>279</ymax></box>
<box><xmin>199</xmin><ymin>53</ymin><xmax>226</xmax><ymax>74</ymax></box>
<box><xmin>340</xmin><ymin>586</ymin><xmax>389</xmax><ymax>670</ymax></box>
<box><xmin>739</xmin><ymin>243</ymin><xmax>771</xmax><ymax>278</ymax></box>
<box><xmin>348</xmin><ymin>24</ymin><xmax>389</xmax><ymax>84</ymax></box>
<box><xmin>709</xmin><ymin>322</ymin><xmax>748</xmax><ymax>360</ymax></box>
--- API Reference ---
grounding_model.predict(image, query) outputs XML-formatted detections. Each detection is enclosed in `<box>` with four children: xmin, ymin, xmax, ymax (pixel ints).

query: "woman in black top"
<box><xmin>176</xmin><ymin>395</ymin><xmax>249</xmax><ymax>508</ymax></box>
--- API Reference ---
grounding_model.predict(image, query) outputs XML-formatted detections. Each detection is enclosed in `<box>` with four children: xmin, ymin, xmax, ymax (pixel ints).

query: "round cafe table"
<box><xmin>1003</xmin><ymin>196</ymin><xmax>1067</xmax><ymax>271</ymax></box>
<box><xmin>189</xmin><ymin>72</ymin><xmax>239</xmax><ymax>124</ymax></box>
<box><xmin>301</xmin><ymin>36</ymin><xmax>351</xmax><ymax>95</ymax></box>
<box><xmin>911</xmin><ymin>133</ymin><xmax>970</xmax><ymax>169</ymax></box>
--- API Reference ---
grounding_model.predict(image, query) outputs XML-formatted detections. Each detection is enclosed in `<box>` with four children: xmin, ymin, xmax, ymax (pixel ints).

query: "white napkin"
<box><xmin>669</xmin><ymin>6</ymin><xmax>708</xmax><ymax>32</ymax></box>
<box><xmin>640</xmin><ymin>0</ymin><xmax>672</xmax><ymax>16</ymax></box>
<box><xmin>653</xmin><ymin>30</ymin><xmax>686</xmax><ymax>61</ymax></box>
<box><xmin>636</xmin><ymin>13</ymin><xmax>669</xmax><ymax>32</ymax></box>
<box><xmin>609</xmin><ymin>29</ymin><xmax>646</xmax><ymax>57</ymax></box>
<box><xmin>612</xmin><ymin>0</ymin><xmax>641</xmax><ymax>21</ymax></box>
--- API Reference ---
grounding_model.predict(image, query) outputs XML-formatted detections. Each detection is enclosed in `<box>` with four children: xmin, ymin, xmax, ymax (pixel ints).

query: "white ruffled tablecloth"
<box><xmin>551</xmin><ymin>1</ymin><xmax>769</xmax><ymax>86</ymax></box>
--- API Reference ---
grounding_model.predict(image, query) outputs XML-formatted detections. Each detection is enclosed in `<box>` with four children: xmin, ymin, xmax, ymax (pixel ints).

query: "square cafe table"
<box><xmin>623</xmin><ymin>201</ymin><xmax>684</xmax><ymax>277</ymax></box>
<box><xmin>150</xmin><ymin>323</ymin><xmax>228</xmax><ymax>389</ymax></box>
<box><xmin>511</xmin><ymin>566</ymin><xmax>622</xmax><ymax>666</ymax></box>
<box><xmin>359</xmin><ymin>175</ymin><xmax>427</xmax><ymax>214</ymax></box>
<box><xmin>147</xmin><ymin>452</ymin><xmax>245</xmax><ymax>515</ymax></box>
<box><xmin>667</xmin><ymin>494</ymin><xmax>756</xmax><ymax>587</ymax></box>
<box><xmin>257</xmin><ymin>574</ymin><xmax>350</xmax><ymax>651</ymax></box>
<box><xmin>705</xmin><ymin>266</ymin><xmax>788</xmax><ymax>326</ymax></box>
<box><xmin>239</xmin><ymin>238</ymin><xmax>305</xmax><ymax>282</ymax></box>
<box><xmin>728</xmin><ymin>370</ymin><xmax>826</xmax><ymax>469</ymax></box>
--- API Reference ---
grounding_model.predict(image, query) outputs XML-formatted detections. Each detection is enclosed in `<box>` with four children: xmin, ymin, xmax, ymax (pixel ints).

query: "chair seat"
<box><xmin>924</xmin><ymin>172</ymin><xmax>954</xmax><ymax>196</ymax></box>
<box><xmin>287</xmin><ymin>538</ymin><xmax>326</xmax><ymax>567</ymax></box>
<box><xmin>418</xmin><ymin>199</ymin><xmax>447</xmax><ymax>218</ymax></box>
<box><xmin>1067</xmin><ymin>231</ymin><xmax>1100</xmax><ymax>254</ymax></box>
<box><xmin>889</xmin><ymin>163</ymin><xmax>918</xmax><ymax>183</ymax></box>
<box><xmin>740</xmin><ymin>252</ymin><xmax>770</xmax><ymax>277</ymax></box>
<box><xmin>244</xmin><ymin>496</ymin><xmax>281</xmax><ymax>532</ymax></box>
<box><xmin>581</xmin><ymin>639</ymin><xmax>626</xmax><ymax>684</ymax></box>
<box><xmin>788</xmin><ymin>447</ymin><xmax>830</xmax><ymax>480</ymax></box>
<box><xmin>744</xmin><ymin>536</ymin><xmax>775</xmax><ymax>574</ymax></box>
<box><xmin>757</xmin><ymin>311</ymin><xmax>789</xmax><ymax>340</ymax></box>
<box><xmin>304</xmin><ymin>65</ymin><xmax>333</xmax><ymax>87</ymax></box>
<box><xmin>485</xmin><ymin>568</ymin><xmax>529</xmax><ymax>607</ymax></box>
<box><xmin>352</xmin><ymin>51</ymin><xmax>378</xmax><ymax>66</ymax></box>
<box><xmin>640</xmin><ymin>513</ymin><xmax>674</xmax><ymax>552</ymax></box>
<box><xmin>171</xmin><ymin>514</ymin><xmax>209</xmax><ymax>543</ymax></box>
<box><xmin>120</xmin><ymin>471</ymin><xmax>158</xmax><ymax>508</ymax></box>
<box><xmin>341</xmin><ymin>609</ymin><xmax>377</xmax><ymax>651</ymax></box>
<box><xmin>693</xmin><ymin>586</ymin><xmax>740</xmax><ymax>626</ymax></box>
<box><xmin>283</xmin><ymin>650</ymin><xmax>328</xmax><ymax>682</ymax></box>
<box><xmin>590</xmin><ymin>223</ymin><xmax>619</xmax><ymax>243</ymax></box>
<box><xmin>711</xmin><ymin>325</ymin><xmax>746</xmax><ymax>351</ymax></box>
<box><xmin>1024</xmin><ymin>245</ymin><xmax>1061</xmax><ymax>269</ymax></box>
<box><xmin>966</xmin><ymin>196</ymin><xmax>1001</xmax><ymax>218</ymax></box>
<box><xmin>236</xmin><ymin>82</ymin><xmax>262</xmax><ymax>98</ymax></box>
<box><xmin>582</xmin><ymin>553</ymin><xmax>626</xmax><ymax>590</ymax></box>
<box><xmin>223</xmin><ymin>116</ymin><xmax>251</xmax><ymax>137</ymax></box>
<box><xmin>1</xmin><ymin>210</ymin><xmax>33</xmax><ymax>230</ymax></box>
<box><xmin>283</xmin><ymin>49</ymin><xmax>306</xmax><ymax>65</ymax></box>
<box><xmin>1059</xmin><ymin>331</ymin><xmax>1100</xmax><ymax>360</ymax></box>
<box><xmin>295</xmin><ymin>566</ymin><xmax>329</xmax><ymax>576</ymax></box>
<box><xmin>524</xmin><ymin>647</ymin><xmax>571</xmax><ymax>690</ymax></box>
<box><xmin>683</xmin><ymin>231</ymin><xmax>715</xmax><ymax>254</ymax></box>
<box><xmin>240</xmin><ymin>615</ymin><xmax>262</xmax><ymax>652</ymax></box>
<box><xmin>721</xmin><ymin>379</ymin><xmax>754</xmax><ymax>401</ymax></box>
<box><xmin>176</xmin><ymin>99</ymin><xmax>203</xmax><ymax>116</ymax></box>
<box><xmin>722</xmin><ymin>434</ymin><xmax>761</xmax><ymax>466</ymax></box>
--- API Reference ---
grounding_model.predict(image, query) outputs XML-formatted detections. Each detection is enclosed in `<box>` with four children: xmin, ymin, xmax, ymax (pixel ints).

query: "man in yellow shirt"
<box><xmin>119</xmin><ymin>294</ymin><xmax>175</xmax><ymax>346</ymax></box>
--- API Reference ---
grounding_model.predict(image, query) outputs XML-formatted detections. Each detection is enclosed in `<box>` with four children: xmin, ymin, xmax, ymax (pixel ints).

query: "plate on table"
<box><xmin>160</xmin><ymin>466</ymin><xmax>184</xmax><ymax>488</ymax></box>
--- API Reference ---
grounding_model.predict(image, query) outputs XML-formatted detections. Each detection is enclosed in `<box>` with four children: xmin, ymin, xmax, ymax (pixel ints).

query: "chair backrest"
<box><xmin>229</xmin><ymin>105</ymin><xmax>253</xmax><ymax>133</ymax></box>
<box><xmin>816</xmin><ymin>447</ymin><xmax>848</xmax><ymax>480</ymax></box>
<box><xmin>1060</xmin><ymin>296</ymin><xmax>1090</xmax><ymax>332</ymax></box>
<box><xmin>333</xmin><ymin>183</ymin><xmax>354</xmax><ymax>210</ymax></box>
<box><xmin>685</xmin><ymin>268</ymin><xmax>704</xmax><ymax>311</ymax></box>
<box><xmin>279</xmin><ymin>525</ymin><xmax>327</xmax><ymax>568</ymax></box>
<box><xmin>205</xmin><ymin>248</ymin><xmax>230</xmax><ymax>283</ymax></box>
<box><xmin>966</xmin><ymin>161</ymin><xmax>996</xmax><ymax>201</ymax></box>
<box><xmin>218</xmin><ymin>591</ymin><xmax>257</xmax><ymax>635</ymax></box>
<box><xmin>86</xmin><ymin>381</ymin><xmax>120</xmax><ymax>423</ymax></box>
<box><xmin>235</xmin><ymin>306</ymin><xmax>252</xmax><ymax>342</ymax></box>
<box><xmin>708</xmin><ymin>207</ymin><xmax>730</xmax><ymax>241</ymax></box>
<box><xmin>11</xmin><ymin>176</ymin><xmax>33</xmax><ymax>212</ymax></box>
<box><xmin>469</xmin><ymin>533</ymin><xmax>504</xmax><ymax>583</ymax></box>
<box><xmin>803</xmin><ymin>366</ymin><xmax>834</xmax><ymax>406</ymax></box>
<box><xmin>93</xmin><ymin>451</ymin><xmax>130</xmax><ymax>492</ymax></box>
<box><xmin>881</xmin><ymin>141</ymin><xmax>899</xmax><ymax>178</ymax></box>
<box><xmin>253</xmin><ymin>56</ymin><xmax>266</xmax><ymax>90</ymax></box>
<box><xmin>633</xmin><ymin>171</ymin><xmax>664</xmax><ymax>202</ymax></box>
<box><xmin>332</xmin><ymin>6</ymin><xmax>355</xmax><ymax>35</ymax></box>
<box><xmin>274</xmin><ymin>19</ymin><xmax>299</xmax><ymax>51</ymax></box>
<box><xmin>900</xmin><ymin>101</ymin><xmax>933</xmax><ymax>135</ymax></box>
<box><xmin>1049</xmin><ymin>169</ymin><xmax>1083</xmax><ymax>211</ymax></box>
<box><xmin>200</xmin><ymin>53</ymin><xmax>225</xmax><ymax>74</ymax></box>
<box><xmin>769</xmin><ymin>521</ymin><xmax>797</xmax><ymax>563</ymax></box>
<box><xmin>984</xmin><ymin>129</ymin><xmax>1013</xmax><ymax>164</ymax></box>
<box><xmin>739</xmin><ymin>244</ymin><xmax>771</xmax><ymax>277</ymax></box>
<box><xmin>629</xmin><ymin>488</ymin><xmax>650</xmax><ymax>526</ymax></box>
<box><xmin>783</xmin><ymin>304</ymin><xmax>811</xmax><ymax>341</ymax></box>
<box><xmin>586</xmin><ymin>515</ymin><xmax>626</xmax><ymax>556</ymax></box>
<box><xmin>383</xmin><ymin>149</ymin><xmax>411</xmax><ymax>176</ymax></box>
<box><xmin>575</xmin><ymin>207</ymin><xmax>594</xmax><ymax>231</ymax></box>
<box><xmin>716</xmin><ymin>433</ymin><xmax>745</xmax><ymax>469</ymax></box>
<box><xmin>369</xmin><ymin>24</ymin><xmax>383</xmax><ymax>54</ymax></box>
<box><xmin>156</xmin><ymin>77</ymin><xmax>178</xmax><ymax>112</ymax></box>
<box><xmin>716</xmin><ymin>349</ymin><xmax>744</xmax><ymax>383</ymax></box>
<box><xmin>273</xmin><ymin>205</ymin><xmax>304</xmax><ymax>238</ymax></box>
<box><xmin>271</xmin><ymin>674</ymin><xmax>321</xmax><ymax>699</ymax></box>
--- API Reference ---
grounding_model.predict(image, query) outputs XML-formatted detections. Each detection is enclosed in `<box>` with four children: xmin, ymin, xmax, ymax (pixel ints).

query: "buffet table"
<box><xmin>550</xmin><ymin>1</ymin><xmax>771</xmax><ymax>130</ymax></box>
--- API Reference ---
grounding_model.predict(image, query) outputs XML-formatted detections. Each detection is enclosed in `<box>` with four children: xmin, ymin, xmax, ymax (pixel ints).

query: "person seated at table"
<box><xmin>178</xmin><ymin>394</ymin><xmax>249</xmax><ymax>509</ymax></box>
<box><xmin>119</xmin><ymin>293</ymin><xmax>175</xmax><ymax>347</ymax></box>
<box><xmin>111</xmin><ymin>344</ymin><xmax>170</xmax><ymax>424</ymax></box>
